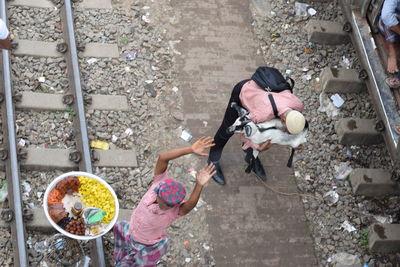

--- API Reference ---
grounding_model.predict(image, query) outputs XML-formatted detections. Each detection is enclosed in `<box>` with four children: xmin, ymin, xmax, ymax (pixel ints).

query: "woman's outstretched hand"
<box><xmin>196</xmin><ymin>163</ymin><xmax>216</xmax><ymax>186</ymax></box>
<box><xmin>191</xmin><ymin>136</ymin><xmax>215</xmax><ymax>156</ymax></box>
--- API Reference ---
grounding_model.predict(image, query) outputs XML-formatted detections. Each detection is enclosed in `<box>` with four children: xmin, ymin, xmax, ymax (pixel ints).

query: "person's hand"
<box><xmin>196</xmin><ymin>163</ymin><xmax>216</xmax><ymax>186</ymax></box>
<box><xmin>191</xmin><ymin>136</ymin><xmax>215</xmax><ymax>156</ymax></box>
<box><xmin>257</xmin><ymin>140</ymin><xmax>272</xmax><ymax>152</ymax></box>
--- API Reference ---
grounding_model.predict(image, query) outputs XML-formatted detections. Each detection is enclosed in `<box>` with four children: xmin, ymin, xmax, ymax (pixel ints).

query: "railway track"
<box><xmin>0</xmin><ymin>0</ymin><xmax>137</xmax><ymax>265</ymax></box>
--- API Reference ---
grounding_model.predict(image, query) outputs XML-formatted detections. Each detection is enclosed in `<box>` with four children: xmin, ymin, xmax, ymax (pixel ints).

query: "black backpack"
<box><xmin>251</xmin><ymin>66</ymin><xmax>294</xmax><ymax>93</ymax></box>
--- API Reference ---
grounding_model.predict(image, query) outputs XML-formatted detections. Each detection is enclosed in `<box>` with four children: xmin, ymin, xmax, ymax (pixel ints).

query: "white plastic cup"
<box><xmin>43</xmin><ymin>171</ymin><xmax>119</xmax><ymax>240</ymax></box>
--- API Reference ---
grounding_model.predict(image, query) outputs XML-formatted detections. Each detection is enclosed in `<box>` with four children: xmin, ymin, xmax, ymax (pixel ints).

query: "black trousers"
<box><xmin>208</xmin><ymin>79</ymin><xmax>250</xmax><ymax>162</ymax></box>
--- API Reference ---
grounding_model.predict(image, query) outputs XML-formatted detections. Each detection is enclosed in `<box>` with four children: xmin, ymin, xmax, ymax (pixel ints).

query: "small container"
<box><xmin>71</xmin><ymin>202</ymin><xmax>83</xmax><ymax>217</ymax></box>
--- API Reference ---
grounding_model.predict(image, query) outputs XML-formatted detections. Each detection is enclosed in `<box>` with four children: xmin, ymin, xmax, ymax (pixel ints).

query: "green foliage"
<box><xmin>38</xmin><ymin>86</ymin><xmax>53</xmax><ymax>94</ymax></box>
<box><xmin>65</xmin><ymin>107</ymin><xmax>76</xmax><ymax>117</ymax></box>
<box><xmin>358</xmin><ymin>228</ymin><xmax>369</xmax><ymax>250</ymax></box>
<box><xmin>120</xmin><ymin>37</ymin><xmax>130</xmax><ymax>45</ymax></box>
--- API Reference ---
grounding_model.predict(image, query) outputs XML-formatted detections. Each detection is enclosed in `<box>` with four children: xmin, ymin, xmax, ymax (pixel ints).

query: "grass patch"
<box><xmin>358</xmin><ymin>228</ymin><xmax>369</xmax><ymax>251</ymax></box>
<box><xmin>65</xmin><ymin>107</ymin><xmax>76</xmax><ymax>117</ymax></box>
<box><xmin>120</xmin><ymin>37</ymin><xmax>130</xmax><ymax>45</ymax></box>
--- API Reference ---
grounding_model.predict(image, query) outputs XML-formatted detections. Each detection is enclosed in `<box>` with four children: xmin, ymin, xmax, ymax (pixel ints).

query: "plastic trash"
<box><xmin>124</xmin><ymin>128</ymin><xmax>134</xmax><ymax>136</ymax></box>
<box><xmin>18</xmin><ymin>138</ymin><xmax>26</xmax><ymax>147</ymax></box>
<box><xmin>342</xmin><ymin>56</ymin><xmax>351</xmax><ymax>69</ymax></box>
<box><xmin>323</xmin><ymin>190</ymin><xmax>339</xmax><ymax>205</ymax></box>
<box><xmin>0</xmin><ymin>180</ymin><xmax>8</xmax><ymax>202</ymax></box>
<box><xmin>373</xmin><ymin>215</ymin><xmax>393</xmax><ymax>224</ymax></box>
<box><xmin>294</xmin><ymin>2</ymin><xmax>309</xmax><ymax>16</ymax></box>
<box><xmin>172</xmin><ymin>86</ymin><xmax>179</xmax><ymax>93</ymax></box>
<box><xmin>180</xmin><ymin>130</ymin><xmax>193</xmax><ymax>142</ymax></box>
<box><xmin>330</xmin><ymin>252</ymin><xmax>361</xmax><ymax>266</ymax></box>
<box><xmin>331</xmin><ymin>182</ymin><xmax>337</xmax><ymax>189</ymax></box>
<box><xmin>308</xmin><ymin>8</ymin><xmax>317</xmax><ymax>16</ymax></box>
<box><xmin>22</xmin><ymin>181</ymin><xmax>31</xmax><ymax>197</ymax></box>
<box><xmin>341</xmin><ymin>220</ymin><xmax>356</xmax><ymax>232</ymax></box>
<box><xmin>318</xmin><ymin>92</ymin><xmax>340</xmax><ymax>118</ymax></box>
<box><xmin>90</xmin><ymin>141</ymin><xmax>110</xmax><ymax>150</ymax></box>
<box><xmin>86</xmin><ymin>58</ymin><xmax>98</xmax><ymax>64</ymax></box>
<box><xmin>330</xmin><ymin>94</ymin><xmax>345</xmax><ymax>108</ymax></box>
<box><xmin>142</xmin><ymin>13</ymin><xmax>150</xmax><ymax>23</ymax></box>
<box><xmin>334</xmin><ymin>162</ymin><xmax>353</xmax><ymax>179</ymax></box>
<box><xmin>187</xmin><ymin>168</ymin><xmax>197</xmax><ymax>178</ymax></box>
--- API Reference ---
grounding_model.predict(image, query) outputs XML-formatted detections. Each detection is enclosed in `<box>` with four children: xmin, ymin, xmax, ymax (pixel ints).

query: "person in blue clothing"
<box><xmin>379</xmin><ymin>0</ymin><xmax>400</xmax><ymax>76</ymax></box>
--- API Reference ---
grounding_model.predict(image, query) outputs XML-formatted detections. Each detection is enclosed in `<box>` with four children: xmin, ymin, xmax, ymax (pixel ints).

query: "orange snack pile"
<box><xmin>48</xmin><ymin>188</ymin><xmax>64</xmax><ymax>205</ymax></box>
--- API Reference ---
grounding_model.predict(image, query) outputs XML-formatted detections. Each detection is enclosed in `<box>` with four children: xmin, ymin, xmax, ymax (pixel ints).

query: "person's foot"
<box><xmin>252</xmin><ymin>157</ymin><xmax>267</xmax><ymax>181</ymax></box>
<box><xmin>208</xmin><ymin>161</ymin><xmax>226</xmax><ymax>185</ymax></box>
<box><xmin>386</xmin><ymin>77</ymin><xmax>400</xmax><ymax>88</ymax></box>
<box><xmin>387</xmin><ymin>56</ymin><xmax>399</xmax><ymax>73</ymax></box>
<box><xmin>244</xmin><ymin>149</ymin><xmax>267</xmax><ymax>181</ymax></box>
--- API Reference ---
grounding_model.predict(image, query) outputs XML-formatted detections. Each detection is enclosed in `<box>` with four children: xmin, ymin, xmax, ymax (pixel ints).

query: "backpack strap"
<box><xmin>268</xmin><ymin>94</ymin><xmax>279</xmax><ymax>118</ymax></box>
<box><xmin>286</xmin><ymin>77</ymin><xmax>295</xmax><ymax>92</ymax></box>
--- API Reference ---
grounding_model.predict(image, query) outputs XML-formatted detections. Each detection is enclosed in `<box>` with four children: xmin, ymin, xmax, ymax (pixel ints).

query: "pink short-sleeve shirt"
<box><xmin>129</xmin><ymin>171</ymin><xmax>181</xmax><ymax>245</ymax></box>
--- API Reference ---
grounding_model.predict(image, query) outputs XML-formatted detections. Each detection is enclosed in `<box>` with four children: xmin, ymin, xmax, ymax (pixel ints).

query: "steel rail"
<box><xmin>0</xmin><ymin>0</ymin><xmax>28</xmax><ymax>266</ymax></box>
<box><xmin>339</xmin><ymin>0</ymin><xmax>400</xmax><ymax>161</ymax></box>
<box><xmin>61</xmin><ymin>1</ymin><xmax>106</xmax><ymax>266</ymax></box>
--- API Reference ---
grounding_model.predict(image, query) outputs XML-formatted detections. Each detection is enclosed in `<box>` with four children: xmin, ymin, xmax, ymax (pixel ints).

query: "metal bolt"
<box><xmin>358</xmin><ymin>69</ymin><xmax>368</xmax><ymax>81</ymax></box>
<box><xmin>91</xmin><ymin>149</ymin><xmax>99</xmax><ymax>163</ymax></box>
<box><xmin>83</xmin><ymin>94</ymin><xmax>92</xmax><ymax>105</ymax></box>
<box><xmin>63</xmin><ymin>94</ymin><xmax>74</xmax><ymax>105</ymax></box>
<box><xmin>1</xmin><ymin>209</ymin><xmax>13</xmax><ymax>223</ymax></box>
<box><xmin>57</xmin><ymin>42</ymin><xmax>68</xmax><ymax>54</ymax></box>
<box><xmin>69</xmin><ymin>150</ymin><xmax>81</xmax><ymax>163</ymax></box>
<box><xmin>0</xmin><ymin>148</ymin><xmax>8</xmax><ymax>161</ymax></box>
<box><xmin>374</xmin><ymin>120</ymin><xmax>385</xmax><ymax>132</ymax></box>
<box><xmin>17</xmin><ymin>147</ymin><xmax>27</xmax><ymax>160</ymax></box>
<box><xmin>12</xmin><ymin>92</ymin><xmax>22</xmax><ymax>103</ymax></box>
<box><xmin>23</xmin><ymin>209</ymin><xmax>33</xmax><ymax>222</ymax></box>
<box><xmin>342</xmin><ymin>22</ymin><xmax>352</xmax><ymax>33</ymax></box>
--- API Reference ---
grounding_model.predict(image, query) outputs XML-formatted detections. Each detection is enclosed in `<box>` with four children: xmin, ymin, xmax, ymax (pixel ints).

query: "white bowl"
<box><xmin>43</xmin><ymin>171</ymin><xmax>119</xmax><ymax>240</ymax></box>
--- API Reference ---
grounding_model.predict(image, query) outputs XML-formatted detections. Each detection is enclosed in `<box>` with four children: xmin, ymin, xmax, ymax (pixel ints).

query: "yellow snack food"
<box><xmin>77</xmin><ymin>176</ymin><xmax>115</xmax><ymax>223</ymax></box>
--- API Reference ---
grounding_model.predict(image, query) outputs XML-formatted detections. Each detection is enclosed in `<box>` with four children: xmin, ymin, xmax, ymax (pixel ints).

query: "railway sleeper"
<box><xmin>0</xmin><ymin>207</ymin><xmax>131</xmax><ymax>232</ymax></box>
<box><xmin>16</xmin><ymin>91</ymin><xmax>129</xmax><ymax>111</ymax></box>
<box><xmin>9</xmin><ymin>0</ymin><xmax>112</xmax><ymax>9</ymax></box>
<box><xmin>369</xmin><ymin>224</ymin><xmax>400</xmax><ymax>253</ymax></box>
<box><xmin>305</xmin><ymin>19</ymin><xmax>351</xmax><ymax>45</ymax></box>
<box><xmin>13</xmin><ymin>39</ymin><xmax>119</xmax><ymax>58</ymax></box>
<box><xmin>0</xmin><ymin>147</ymin><xmax>137</xmax><ymax>170</ymax></box>
<box><xmin>335</xmin><ymin>118</ymin><xmax>384</xmax><ymax>145</ymax></box>
<box><xmin>350</xmin><ymin>168</ymin><xmax>400</xmax><ymax>197</ymax></box>
<box><xmin>320</xmin><ymin>67</ymin><xmax>367</xmax><ymax>93</ymax></box>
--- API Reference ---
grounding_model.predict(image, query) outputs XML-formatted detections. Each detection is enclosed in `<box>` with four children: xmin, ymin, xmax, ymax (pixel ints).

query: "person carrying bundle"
<box><xmin>208</xmin><ymin>66</ymin><xmax>306</xmax><ymax>185</ymax></box>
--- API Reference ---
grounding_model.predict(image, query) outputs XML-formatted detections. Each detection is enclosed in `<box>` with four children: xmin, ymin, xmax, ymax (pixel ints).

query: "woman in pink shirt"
<box><xmin>113</xmin><ymin>137</ymin><xmax>216</xmax><ymax>267</ymax></box>
<box><xmin>208</xmin><ymin>67</ymin><xmax>305</xmax><ymax>185</ymax></box>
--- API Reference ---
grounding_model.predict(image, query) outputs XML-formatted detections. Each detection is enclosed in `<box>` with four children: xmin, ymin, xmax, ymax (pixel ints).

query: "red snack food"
<box><xmin>47</xmin><ymin>188</ymin><xmax>64</xmax><ymax>205</ymax></box>
<box><xmin>48</xmin><ymin>203</ymin><xmax>67</xmax><ymax>224</ymax></box>
<box><xmin>55</xmin><ymin>176</ymin><xmax>80</xmax><ymax>195</ymax></box>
